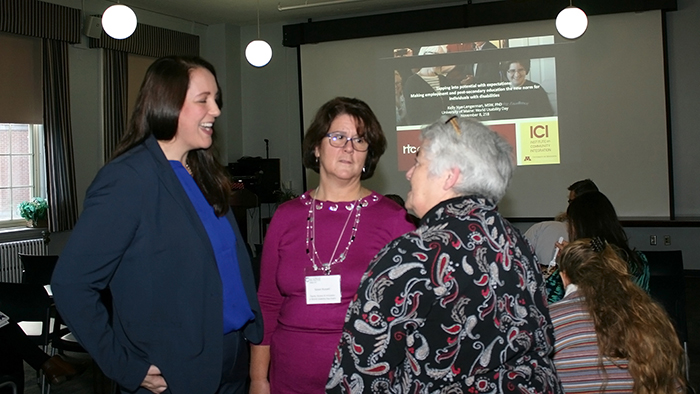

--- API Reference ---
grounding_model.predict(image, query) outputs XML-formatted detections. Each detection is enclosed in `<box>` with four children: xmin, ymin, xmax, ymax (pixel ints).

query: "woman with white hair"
<box><xmin>326</xmin><ymin>116</ymin><xmax>562</xmax><ymax>394</ymax></box>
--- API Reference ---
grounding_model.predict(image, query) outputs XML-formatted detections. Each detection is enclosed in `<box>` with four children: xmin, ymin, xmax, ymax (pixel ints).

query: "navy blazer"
<box><xmin>52</xmin><ymin>136</ymin><xmax>263</xmax><ymax>393</ymax></box>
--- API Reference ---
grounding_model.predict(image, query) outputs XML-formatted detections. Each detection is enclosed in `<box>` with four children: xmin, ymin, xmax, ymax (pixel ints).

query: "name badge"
<box><xmin>305</xmin><ymin>274</ymin><xmax>341</xmax><ymax>305</ymax></box>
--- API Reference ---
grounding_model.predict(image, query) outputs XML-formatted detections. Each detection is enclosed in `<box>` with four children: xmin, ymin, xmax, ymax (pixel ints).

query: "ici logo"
<box><xmin>529</xmin><ymin>125</ymin><xmax>549</xmax><ymax>138</ymax></box>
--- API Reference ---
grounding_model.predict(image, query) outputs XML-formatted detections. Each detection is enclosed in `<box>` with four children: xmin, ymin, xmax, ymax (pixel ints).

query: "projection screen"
<box><xmin>300</xmin><ymin>11</ymin><xmax>669</xmax><ymax>218</ymax></box>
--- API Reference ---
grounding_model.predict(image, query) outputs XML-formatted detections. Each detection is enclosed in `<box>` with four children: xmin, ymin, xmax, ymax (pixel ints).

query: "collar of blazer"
<box><xmin>142</xmin><ymin>135</ymin><xmax>215</xmax><ymax>252</ymax></box>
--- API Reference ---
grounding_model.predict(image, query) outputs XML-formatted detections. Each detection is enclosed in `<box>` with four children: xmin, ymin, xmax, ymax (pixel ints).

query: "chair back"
<box><xmin>0</xmin><ymin>282</ymin><xmax>53</xmax><ymax>348</ymax></box>
<box><xmin>641</xmin><ymin>250</ymin><xmax>688</xmax><ymax>343</ymax></box>
<box><xmin>19</xmin><ymin>254</ymin><xmax>58</xmax><ymax>286</ymax></box>
<box><xmin>0</xmin><ymin>375</ymin><xmax>18</xmax><ymax>394</ymax></box>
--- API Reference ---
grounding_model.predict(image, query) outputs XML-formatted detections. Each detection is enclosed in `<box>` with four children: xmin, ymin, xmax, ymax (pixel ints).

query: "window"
<box><xmin>0</xmin><ymin>123</ymin><xmax>46</xmax><ymax>226</ymax></box>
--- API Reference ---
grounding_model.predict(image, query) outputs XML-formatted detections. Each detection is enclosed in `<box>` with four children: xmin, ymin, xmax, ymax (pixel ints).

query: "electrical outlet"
<box><xmin>650</xmin><ymin>235</ymin><xmax>657</xmax><ymax>245</ymax></box>
<box><xmin>664</xmin><ymin>235</ymin><xmax>671</xmax><ymax>246</ymax></box>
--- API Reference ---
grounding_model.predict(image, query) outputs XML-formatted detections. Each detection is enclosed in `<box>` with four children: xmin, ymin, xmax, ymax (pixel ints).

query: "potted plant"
<box><xmin>18</xmin><ymin>197</ymin><xmax>48</xmax><ymax>228</ymax></box>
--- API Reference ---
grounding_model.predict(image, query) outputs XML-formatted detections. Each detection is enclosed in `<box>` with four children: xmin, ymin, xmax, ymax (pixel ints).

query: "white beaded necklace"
<box><xmin>305</xmin><ymin>189</ymin><xmax>363</xmax><ymax>274</ymax></box>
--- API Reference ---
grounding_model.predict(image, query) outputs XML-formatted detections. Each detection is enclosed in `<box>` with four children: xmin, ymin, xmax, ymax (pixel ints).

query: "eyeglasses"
<box><xmin>326</xmin><ymin>133</ymin><xmax>369</xmax><ymax>152</ymax></box>
<box><xmin>507</xmin><ymin>68</ymin><xmax>527</xmax><ymax>75</ymax></box>
<box><xmin>445</xmin><ymin>115</ymin><xmax>461</xmax><ymax>136</ymax></box>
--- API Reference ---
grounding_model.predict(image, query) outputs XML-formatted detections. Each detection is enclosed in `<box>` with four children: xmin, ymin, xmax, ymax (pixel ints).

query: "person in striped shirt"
<box><xmin>550</xmin><ymin>238</ymin><xmax>685</xmax><ymax>393</ymax></box>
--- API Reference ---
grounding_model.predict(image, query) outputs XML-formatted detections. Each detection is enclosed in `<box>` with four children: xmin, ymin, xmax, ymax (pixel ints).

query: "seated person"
<box><xmin>550</xmin><ymin>238</ymin><xmax>685</xmax><ymax>393</ymax></box>
<box><xmin>524</xmin><ymin>220</ymin><xmax>568</xmax><ymax>269</ymax></box>
<box><xmin>0</xmin><ymin>311</ymin><xmax>78</xmax><ymax>392</ymax></box>
<box><xmin>546</xmin><ymin>190</ymin><xmax>650</xmax><ymax>303</ymax></box>
<box><xmin>524</xmin><ymin>179</ymin><xmax>597</xmax><ymax>285</ymax></box>
<box><xmin>567</xmin><ymin>178</ymin><xmax>599</xmax><ymax>204</ymax></box>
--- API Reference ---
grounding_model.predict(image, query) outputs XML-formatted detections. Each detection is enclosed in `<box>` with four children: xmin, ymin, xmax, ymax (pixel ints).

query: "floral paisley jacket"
<box><xmin>326</xmin><ymin>196</ymin><xmax>563</xmax><ymax>394</ymax></box>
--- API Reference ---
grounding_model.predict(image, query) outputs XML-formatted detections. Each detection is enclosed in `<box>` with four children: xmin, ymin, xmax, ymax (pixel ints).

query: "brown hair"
<box><xmin>566</xmin><ymin>191</ymin><xmax>644</xmax><ymax>276</ymax></box>
<box><xmin>503</xmin><ymin>59</ymin><xmax>531</xmax><ymax>74</ymax></box>
<box><xmin>112</xmin><ymin>56</ymin><xmax>231</xmax><ymax>216</ymax></box>
<box><xmin>301</xmin><ymin>97</ymin><xmax>386</xmax><ymax>180</ymax></box>
<box><xmin>567</xmin><ymin>178</ymin><xmax>599</xmax><ymax>198</ymax></box>
<box><xmin>558</xmin><ymin>239</ymin><xmax>686</xmax><ymax>393</ymax></box>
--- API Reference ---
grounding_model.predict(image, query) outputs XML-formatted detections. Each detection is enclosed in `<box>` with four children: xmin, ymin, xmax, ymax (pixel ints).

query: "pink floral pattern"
<box><xmin>326</xmin><ymin>196</ymin><xmax>563</xmax><ymax>394</ymax></box>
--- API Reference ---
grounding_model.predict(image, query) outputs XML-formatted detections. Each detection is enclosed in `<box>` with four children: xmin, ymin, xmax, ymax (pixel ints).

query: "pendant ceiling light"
<box><xmin>245</xmin><ymin>0</ymin><xmax>272</xmax><ymax>67</ymax></box>
<box><xmin>555</xmin><ymin>2</ymin><xmax>588</xmax><ymax>40</ymax></box>
<box><xmin>102</xmin><ymin>3</ymin><xmax>138</xmax><ymax>39</ymax></box>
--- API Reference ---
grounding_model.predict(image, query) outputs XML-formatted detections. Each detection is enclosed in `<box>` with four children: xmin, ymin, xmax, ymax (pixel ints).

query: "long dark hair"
<box><xmin>112</xmin><ymin>56</ymin><xmax>231</xmax><ymax>216</ymax></box>
<box><xmin>566</xmin><ymin>191</ymin><xmax>642</xmax><ymax>272</ymax></box>
<box><xmin>302</xmin><ymin>97</ymin><xmax>386</xmax><ymax>180</ymax></box>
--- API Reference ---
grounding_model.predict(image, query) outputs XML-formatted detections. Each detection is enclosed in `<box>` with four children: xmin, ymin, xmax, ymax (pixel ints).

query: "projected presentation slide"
<box><xmin>393</xmin><ymin>36</ymin><xmax>559</xmax><ymax>170</ymax></box>
<box><xmin>300</xmin><ymin>12</ymin><xmax>671</xmax><ymax>218</ymax></box>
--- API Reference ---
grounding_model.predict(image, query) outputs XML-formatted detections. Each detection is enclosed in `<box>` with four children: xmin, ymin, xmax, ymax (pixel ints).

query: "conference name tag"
<box><xmin>305</xmin><ymin>274</ymin><xmax>341</xmax><ymax>305</ymax></box>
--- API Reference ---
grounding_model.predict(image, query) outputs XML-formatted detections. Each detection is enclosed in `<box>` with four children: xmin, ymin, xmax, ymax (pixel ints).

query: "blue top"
<box><xmin>171</xmin><ymin>161</ymin><xmax>254</xmax><ymax>333</ymax></box>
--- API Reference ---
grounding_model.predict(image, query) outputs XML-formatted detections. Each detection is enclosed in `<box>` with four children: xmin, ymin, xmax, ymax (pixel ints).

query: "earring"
<box><xmin>316</xmin><ymin>156</ymin><xmax>319</xmax><ymax>163</ymax></box>
<box><xmin>362</xmin><ymin>167</ymin><xmax>366</xmax><ymax>173</ymax></box>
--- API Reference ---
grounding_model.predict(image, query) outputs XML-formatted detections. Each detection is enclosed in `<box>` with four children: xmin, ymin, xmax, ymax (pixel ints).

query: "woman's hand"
<box><xmin>250</xmin><ymin>345</ymin><xmax>271</xmax><ymax>394</ymax></box>
<box><xmin>555</xmin><ymin>239</ymin><xmax>569</xmax><ymax>251</ymax></box>
<box><xmin>249</xmin><ymin>379</ymin><xmax>271</xmax><ymax>394</ymax></box>
<box><xmin>141</xmin><ymin>365</ymin><xmax>168</xmax><ymax>393</ymax></box>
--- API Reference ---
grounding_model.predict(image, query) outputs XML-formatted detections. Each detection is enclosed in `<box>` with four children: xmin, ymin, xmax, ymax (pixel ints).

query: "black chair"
<box><xmin>0</xmin><ymin>283</ymin><xmax>53</xmax><ymax>351</ymax></box>
<box><xmin>0</xmin><ymin>282</ymin><xmax>53</xmax><ymax>393</ymax></box>
<box><xmin>0</xmin><ymin>375</ymin><xmax>18</xmax><ymax>394</ymax></box>
<box><xmin>17</xmin><ymin>254</ymin><xmax>85</xmax><ymax>354</ymax></box>
<box><xmin>19</xmin><ymin>253</ymin><xmax>61</xmax><ymax>340</ymax></box>
<box><xmin>19</xmin><ymin>254</ymin><xmax>59</xmax><ymax>286</ymax></box>
<box><xmin>641</xmin><ymin>250</ymin><xmax>691</xmax><ymax>385</ymax></box>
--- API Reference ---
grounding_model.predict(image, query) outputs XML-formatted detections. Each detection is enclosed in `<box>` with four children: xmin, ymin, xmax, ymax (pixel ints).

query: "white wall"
<box><xmin>202</xmin><ymin>23</ymin><xmax>244</xmax><ymax>165</ymax></box>
<box><xmin>240</xmin><ymin>23</ymin><xmax>302</xmax><ymax>194</ymax></box>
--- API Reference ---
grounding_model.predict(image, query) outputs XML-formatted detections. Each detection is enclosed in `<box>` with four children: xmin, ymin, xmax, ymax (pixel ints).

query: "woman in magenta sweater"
<box><xmin>250</xmin><ymin>97</ymin><xmax>415</xmax><ymax>394</ymax></box>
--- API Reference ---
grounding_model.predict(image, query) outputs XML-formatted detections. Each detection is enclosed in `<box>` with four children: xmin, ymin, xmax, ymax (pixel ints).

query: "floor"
<box><xmin>20</xmin><ymin>276</ymin><xmax>700</xmax><ymax>394</ymax></box>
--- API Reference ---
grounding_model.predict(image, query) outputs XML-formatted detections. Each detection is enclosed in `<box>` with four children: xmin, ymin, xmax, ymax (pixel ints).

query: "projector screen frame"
<box><xmin>282</xmin><ymin>0</ymin><xmax>677</xmax><ymax>47</ymax></box>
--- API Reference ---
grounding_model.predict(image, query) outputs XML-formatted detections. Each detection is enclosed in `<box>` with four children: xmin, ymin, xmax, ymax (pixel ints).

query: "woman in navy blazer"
<box><xmin>52</xmin><ymin>56</ymin><xmax>263</xmax><ymax>394</ymax></box>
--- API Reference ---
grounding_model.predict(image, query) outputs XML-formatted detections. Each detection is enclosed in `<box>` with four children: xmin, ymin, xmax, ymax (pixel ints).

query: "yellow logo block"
<box><xmin>518</xmin><ymin>120</ymin><xmax>559</xmax><ymax>165</ymax></box>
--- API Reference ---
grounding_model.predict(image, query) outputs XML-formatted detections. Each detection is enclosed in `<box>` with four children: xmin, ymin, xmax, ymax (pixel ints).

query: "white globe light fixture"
<box><xmin>102</xmin><ymin>4</ymin><xmax>138</xmax><ymax>40</ymax></box>
<box><xmin>556</xmin><ymin>5</ymin><xmax>588</xmax><ymax>40</ymax></box>
<box><xmin>246</xmin><ymin>40</ymin><xmax>273</xmax><ymax>67</ymax></box>
<box><xmin>246</xmin><ymin>0</ymin><xmax>272</xmax><ymax>67</ymax></box>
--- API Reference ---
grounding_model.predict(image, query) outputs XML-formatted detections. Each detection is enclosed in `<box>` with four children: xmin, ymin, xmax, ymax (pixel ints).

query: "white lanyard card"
<box><xmin>305</xmin><ymin>266</ymin><xmax>341</xmax><ymax>305</ymax></box>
